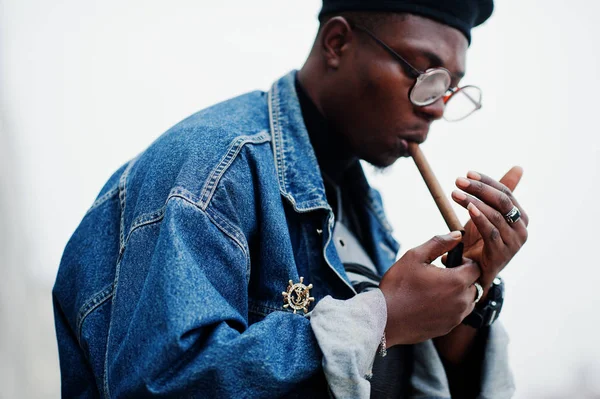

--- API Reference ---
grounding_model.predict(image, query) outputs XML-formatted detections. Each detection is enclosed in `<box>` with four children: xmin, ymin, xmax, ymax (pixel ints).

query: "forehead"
<box><xmin>375</xmin><ymin>14</ymin><xmax>469</xmax><ymax>77</ymax></box>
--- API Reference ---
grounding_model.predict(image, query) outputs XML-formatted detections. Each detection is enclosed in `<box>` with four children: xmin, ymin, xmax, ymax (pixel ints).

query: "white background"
<box><xmin>1</xmin><ymin>0</ymin><xmax>599</xmax><ymax>397</ymax></box>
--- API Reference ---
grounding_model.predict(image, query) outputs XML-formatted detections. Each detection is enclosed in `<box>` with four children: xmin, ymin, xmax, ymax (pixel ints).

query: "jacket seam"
<box><xmin>126</xmin><ymin>186</ymin><xmax>200</xmax><ymax>239</ymax></box>
<box><xmin>204</xmin><ymin>208</ymin><xmax>250</xmax><ymax>278</ymax></box>
<box><xmin>118</xmin><ymin>157</ymin><xmax>139</xmax><ymax>254</ymax></box>
<box><xmin>86</xmin><ymin>186</ymin><xmax>119</xmax><ymax>215</ymax></box>
<box><xmin>268</xmin><ymin>83</ymin><xmax>288</xmax><ymax>196</ymax></box>
<box><xmin>76</xmin><ymin>283</ymin><xmax>114</xmax><ymax>345</ymax></box>
<box><xmin>248</xmin><ymin>301</ymin><xmax>282</xmax><ymax>318</ymax></box>
<box><xmin>101</xmin><ymin>192</ymin><xmax>249</xmax><ymax>398</ymax></box>
<box><xmin>198</xmin><ymin>131</ymin><xmax>271</xmax><ymax>210</ymax></box>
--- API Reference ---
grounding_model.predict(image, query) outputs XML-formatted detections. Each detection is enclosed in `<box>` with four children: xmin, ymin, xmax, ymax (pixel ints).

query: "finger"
<box><xmin>499</xmin><ymin>166</ymin><xmax>523</xmax><ymax>192</ymax></box>
<box><xmin>467</xmin><ymin>168</ymin><xmax>529</xmax><ymax>227</ymax></box>
<box><xmin>412</xmin><ymin>231</ymin><xmax>463</xmax><ymax>264</ymax></box>
<box><xmin>453</xmin><ymin>191</ymin><xmax>528</xmax><ymax>251</ymax></box>
<box><xmin>456</xmin><ymin>177</ymin><xmax>515</xmax><ymax>217</ymax></box>
<box><xmin>441</xmin><ymin>254</ymin><xmax>448</xmax><ymax>265</ymax></box>
<box><xmin>459</xmin><ymin>177</ymin><xmax>529</xmax><ymax>229</ymax></box>
<box><xmin>466</xmin><ymin>202</ymin><xmax>506</xmax><ymax>253</ymax></box>
<box><xmin>465</xmin><ymin>284</ymin><xmax>479</xmax><ymax>315</ymax></box>
<box><xmin>450</xmin><ymin>257</ymin><xmax>481</xmax><ymax>286</ymax></box>
<box><xmin>452</xmin><ymin>190</ymin><xmax>515</xmax><ymax>246</ymax></box>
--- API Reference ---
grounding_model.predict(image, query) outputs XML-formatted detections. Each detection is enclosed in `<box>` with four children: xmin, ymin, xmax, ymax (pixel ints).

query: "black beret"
<box><xmin>319</xmin><ymin>0</ymin><xmax>494</xmax><ymax>43</ymax></box>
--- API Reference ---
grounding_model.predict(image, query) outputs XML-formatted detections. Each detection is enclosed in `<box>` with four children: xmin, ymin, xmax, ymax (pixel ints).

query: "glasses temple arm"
<box><xmin>350</xmin><ymin>23</ymin><xmax>423</xmax><ymax>78</ymax></box>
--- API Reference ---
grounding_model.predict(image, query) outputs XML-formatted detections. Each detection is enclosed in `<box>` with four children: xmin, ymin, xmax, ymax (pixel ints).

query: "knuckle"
<box><xmin>472</xmin><ymin>181</ymin><xmax>485</xmax><ymax>195</ymax></box>
<box><xmin>489</xmin><ymin>227</ymin><xmax>501</xmax><ymax>241</ymax></box>
<box><xmin>453</xmin><ymin>278</ymin><xmax>469</xmax><ymax>297</ymax></box>
<box><xmin>500</xmin><ymin>184</ymin><xmax>513</xmax><ymax>197</ymax></box>
<box><xmin>431</xmin><ymin>235</ymin><xmax>446</xmax><ymax>246</ymax></box>
<box><xmin>405</xmin><ymin>248</ymin><xmax>417</xmax><ymax>259</ymax></box>
<box><xmin>458</xmin><ymin>273</ymin><xmax>470</xmax><ymax>289</ymax></box>
<box><xmin>491</xmin><ymin>211</ymin><xmax>504</xmax><ymax>226</ymax></box>
<box><xmin>499</xmin><ymin>194</ymin><xmax>513</xmax><ymax>211</ymax></box>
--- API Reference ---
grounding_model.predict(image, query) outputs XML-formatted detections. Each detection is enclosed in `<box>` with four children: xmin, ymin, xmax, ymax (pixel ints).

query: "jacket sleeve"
<box><xmin>309</xmin><ymin>289</ymin><xmax>387</xmax><ymax>399</ymax></box>
<box><xmin>104</xmin><ymin>196</ymin><xmax>324</xmax><ymax>398</ymax></box>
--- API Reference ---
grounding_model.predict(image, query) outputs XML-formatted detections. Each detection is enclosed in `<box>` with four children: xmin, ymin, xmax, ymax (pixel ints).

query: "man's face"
<box><xmin>322</xmin><ymin>14</ymin><xmax>468</xmax><ymax>167</ymax></box>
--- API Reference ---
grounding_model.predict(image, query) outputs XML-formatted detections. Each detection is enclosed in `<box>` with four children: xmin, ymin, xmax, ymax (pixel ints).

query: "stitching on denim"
<box><xmin>103</xmin><ymin>258</ymin><xmax>123</xmax><ymax>399</ymax></box>
<box><xmin>127</xmin><ymin>187</ymin><xmax>199</xmax><ymax>236</ymax></box>
<box><xmin>198</xmin><ymin>131</ymin><xmax>271</xmax><ymax>210</ymax></box>
<box><xmin>118</xmin><ymin>157</ymin><xmax>139</xmax><ymax>254</ymax></box>
<box><xmin>204</xmin><ymin>208</ymin><xmax>250</xmax><ymax>279</ymax></box>
<box><xmin>123</xmin><ymin>195</ymin><xmax>251</xmax><ymax>336</ymax></box>
<box><xmin>268</xmin><ymin>83</ymin><xmax>287</xmax><ymax>195</ymax></box>
<box><xmin>248</xmin><ymin>301</ymin><xmax>281</xmax><ymax>317</ymax></box>
<box><xmin>104</xmin><ymin>155</ymin><xmax>138</xmax><ymax>399</ymax></box>
<box><xmin>118</xmin><ymin>185</ymin><xmax>245</xmax><ymax>260</ymax></box>
<box><xmin>99</xmin><ymin>195</ymin><xmax>250</xmax><ymax>397</ymax></box>
<box><xmin>86</xmin><ymin>186</ymin><xmax>119</xmax><ymax>215</ymax></box>
<box><xmin>120</xmin><ymin>187</ymin><xmax>197</xmax><ymax>248</ymax></box>
<box><xmin>76</xmin><ymin>283</ymin><xmax>114</xmax><ymax>345</ymax></box>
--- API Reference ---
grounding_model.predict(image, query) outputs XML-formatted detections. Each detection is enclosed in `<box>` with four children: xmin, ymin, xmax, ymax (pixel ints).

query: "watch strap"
<box><xmin>462</xmin><ymin>277</ymin><xmax>504</xmax><ymax>329</ymax></box>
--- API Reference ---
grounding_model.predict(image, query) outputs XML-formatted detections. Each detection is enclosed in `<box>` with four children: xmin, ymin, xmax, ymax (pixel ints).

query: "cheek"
<box><xmin>360</xmin><ymin>64</ymin><xmax>414</xmax><ymax>121</ymax></box>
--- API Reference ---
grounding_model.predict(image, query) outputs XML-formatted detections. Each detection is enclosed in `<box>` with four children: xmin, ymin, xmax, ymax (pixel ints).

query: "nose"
<box><xmin>417</xmin><ymin>97</ymin><xmax>445</xmax><ymax>121</ymax></box>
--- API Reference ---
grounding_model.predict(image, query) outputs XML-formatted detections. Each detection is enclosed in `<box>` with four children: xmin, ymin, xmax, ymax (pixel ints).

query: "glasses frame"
<box><xmin>442</xmin><ymin>85</ymin><xmax>483</xmax><ymax>122</ymax></box>
<box><xmin>349</xmin><ymin>22</ymin><xmax>482</xmax><ymax>120</ymax></box>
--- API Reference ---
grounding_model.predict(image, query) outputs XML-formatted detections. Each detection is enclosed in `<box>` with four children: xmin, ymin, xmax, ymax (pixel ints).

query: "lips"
<box><xmin>399</xmin><ymin>139</ymin><xmax>409</xmax><ymax>153</ymax></box>
<box><xmin>404</xmin><ymin>131</ymin><xmax>428</xmax><ymax>145</ymax></box>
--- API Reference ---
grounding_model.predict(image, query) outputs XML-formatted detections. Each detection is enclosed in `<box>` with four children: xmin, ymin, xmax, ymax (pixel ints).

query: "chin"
<box><xmin>362</xmin><ymin>151</ymin><xmax>405</xmax><ymax>169</ymax></box>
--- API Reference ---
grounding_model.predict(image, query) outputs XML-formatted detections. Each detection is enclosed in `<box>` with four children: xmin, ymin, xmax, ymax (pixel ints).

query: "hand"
<box><xmin>448</xmin><ymin>166</ymin><xmax>529</xmax><ymax>294</ymax></box>
<box><xmin>380</xmin><ymin>232</ymin><xmax>481</xmax><ymax>347</ymax></box>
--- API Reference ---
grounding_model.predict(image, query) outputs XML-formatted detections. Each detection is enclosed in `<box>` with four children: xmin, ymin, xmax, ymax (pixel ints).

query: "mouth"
<box><xmin>398</xmin><ymin>131</ymin><xmax>428</xmax><ymax>157</ymax></box>
<box><xmin>406</xmin><ymin>130</ymin><xmax>429</xmax><ymax>144</ymax></box>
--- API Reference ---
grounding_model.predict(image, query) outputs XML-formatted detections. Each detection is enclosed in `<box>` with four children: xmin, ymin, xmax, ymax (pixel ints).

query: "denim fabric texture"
<box><xmin>53</xmin><ymin>71</ymin><xmax>401</xmax><ymax>398</ymax></box>
<box><xmin>53</xmin><ymin>71</ymin><xmax>515</xmax><ymax>399</ymax></box>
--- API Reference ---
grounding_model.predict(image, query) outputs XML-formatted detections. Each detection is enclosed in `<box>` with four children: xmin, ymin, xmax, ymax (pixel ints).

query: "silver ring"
<box><xmin>504</xmin><ymin>206</ymin><xmax>521</xmax><ymax>224</ymax></box>
<box><xmin>473</xmin><ymin>282</ymin><xmax>483</xmax><ymax>303</ymax></box>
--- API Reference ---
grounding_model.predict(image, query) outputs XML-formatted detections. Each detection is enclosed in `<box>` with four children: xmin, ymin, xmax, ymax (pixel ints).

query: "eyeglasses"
<box><xmin>350</xmin><ymin>23</ymin><xmax>482</xmax><ymax>122</ymax></box>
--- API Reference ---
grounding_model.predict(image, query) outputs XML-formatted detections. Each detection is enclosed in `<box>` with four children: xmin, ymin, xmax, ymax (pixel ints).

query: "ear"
<box><xmin>319</xmin><ymin>17</ymin><xmax>354</xmax><ymax>70</ymax></box>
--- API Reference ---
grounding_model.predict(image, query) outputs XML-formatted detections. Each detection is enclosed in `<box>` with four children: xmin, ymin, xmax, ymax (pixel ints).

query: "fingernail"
<box><xmin>452</xmin><ymin>190</ymin><xmax>467</xmax><ymax>200</ymax></box>
<box><xmin>450</xmin><ymin>231</ymin><xmax>462</xmax><ymax>239</ymax></box>
<box><xmin>456</xmin><ymin>177</ymin><xmax>470</xmax><ymax>188</ymax></box>
<box><xmin>467</xmin><ymin>171</ymin><xmax>481</xmax><ymax>180</ymax></box>
<box><xmin>467</xmin><ymin>203</ymin><xmax>481</xmax><ymax>217</ymax></box>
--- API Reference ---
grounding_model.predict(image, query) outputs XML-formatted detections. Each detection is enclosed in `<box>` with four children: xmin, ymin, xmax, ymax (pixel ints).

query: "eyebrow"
<box><xmin>419</xmin><ymin>50</ymin><xmax>465</xmax><ymax>81</ymax></box>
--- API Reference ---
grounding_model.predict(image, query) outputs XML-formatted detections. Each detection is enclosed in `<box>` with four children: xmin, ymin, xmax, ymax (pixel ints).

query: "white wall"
<box><xmin>1</xmin><ymin>0</ymin><xmax>599</xmax><ymax>397</ymax></box>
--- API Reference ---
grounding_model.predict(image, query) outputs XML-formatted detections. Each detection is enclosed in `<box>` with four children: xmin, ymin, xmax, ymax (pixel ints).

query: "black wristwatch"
<box><xmin>462</xmin><ymin>277</ymin><xmax>504</xmax><ymax>329</ymax></box>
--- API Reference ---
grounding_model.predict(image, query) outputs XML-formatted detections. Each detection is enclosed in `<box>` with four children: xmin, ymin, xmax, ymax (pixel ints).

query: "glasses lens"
<box><xmin>410</xmin><ymin>69</ymin><xmax>451</xmax><ymax>106</ymax></box>
<box><xmin>444</xmin><ymin>86</ymin><xmax>482</xmax><ymax>122</ymax></box>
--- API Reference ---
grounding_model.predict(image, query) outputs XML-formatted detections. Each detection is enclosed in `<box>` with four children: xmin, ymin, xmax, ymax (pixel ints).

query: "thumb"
<box><xmin>499</xmin><ymin>166</ymin><xmax>523</xmax><ymax>192</ymax></box>
<box><xmin>413</xmin><ymin>231</ymin><xmax>463</xmax><ymax>264</ymax></box>
<box><xmin>451</xmin><ymin>258</ymin><xmax>482</xmax><ymax>285</ymax></box>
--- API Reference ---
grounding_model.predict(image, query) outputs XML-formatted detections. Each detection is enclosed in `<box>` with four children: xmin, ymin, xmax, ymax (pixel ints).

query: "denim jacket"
<box><xmin>53</xmin><ymin>71</ymin><xmax>514</xmax><ymax>398</ymax></box>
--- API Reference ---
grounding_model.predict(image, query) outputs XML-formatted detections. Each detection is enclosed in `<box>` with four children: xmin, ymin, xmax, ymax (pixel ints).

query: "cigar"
<box><xmin>407</xmin><ymin>142</ymin><xmax>463</xmax><ymax>233</ymax></box>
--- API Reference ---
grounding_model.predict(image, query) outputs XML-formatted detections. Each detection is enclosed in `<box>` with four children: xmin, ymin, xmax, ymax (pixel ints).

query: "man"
<box><xmin>53</xmin><ymin>0</ymin><xmax>528</xmax><ymax>397</ymax></box>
